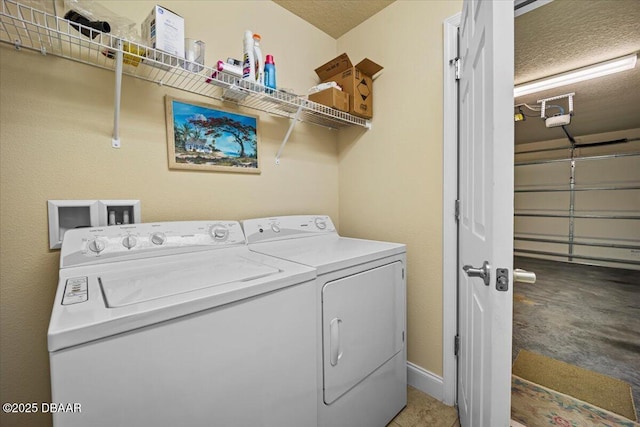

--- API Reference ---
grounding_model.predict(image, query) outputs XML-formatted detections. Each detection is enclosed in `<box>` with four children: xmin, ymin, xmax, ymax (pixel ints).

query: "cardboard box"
<box><xmin>308</xmin><ymin>88</ymin><xmax>350</xmax><ymax>112</ymax></box>
<box><xmin>314</xmin><ymin>53</ymin><xmax>383</xmax><ymax>119</ymax></box>
<box><xmin>142</xmin><ymin>5</ymin><xmax>184</xmax><ymax>61</ymax></box>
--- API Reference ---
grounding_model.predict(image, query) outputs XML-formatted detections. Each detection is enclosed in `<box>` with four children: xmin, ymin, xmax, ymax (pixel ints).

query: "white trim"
<box><xmin>407</xmin><ymin>362</ymin><xmax>446</xmax><ymax>402</ymax></box>
<box><xmin>442</xmin><ymin>11</ymin><xmax>461</xmax><ymax>407</ymax></box>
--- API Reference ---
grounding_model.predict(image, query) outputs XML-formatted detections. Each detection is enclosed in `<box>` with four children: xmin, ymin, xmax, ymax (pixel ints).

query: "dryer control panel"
<box><xmin>244</xmin><ymin>215</ymin><xmax>337</xmax><ymax>244</ymax></box>
<box><xmin>60</xmin><ymin>221</ymin><xmax>245</xmax><ymax>268</ymax></box>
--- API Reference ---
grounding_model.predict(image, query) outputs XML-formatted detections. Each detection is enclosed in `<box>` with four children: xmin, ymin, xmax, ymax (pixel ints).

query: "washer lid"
<box><xmin>100</xmin><ymin>256</ymin><xmax>279</xmax><ymax>307</ymax></box>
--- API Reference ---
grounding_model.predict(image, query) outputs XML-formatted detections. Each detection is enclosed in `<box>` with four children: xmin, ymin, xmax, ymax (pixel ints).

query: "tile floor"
<box><xmin>387</xmin><ymin>386</ymin><xmax>460</xmax><ymax>427</ymax></box>
<box><xmin>387</xmin><ymin>387</ymin><xmax>531</xmax><ymax>427</ymax></box>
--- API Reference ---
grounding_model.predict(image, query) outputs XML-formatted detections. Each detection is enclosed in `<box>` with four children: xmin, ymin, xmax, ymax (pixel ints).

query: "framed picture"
<box><xmin>165</xmin><ymin>96</ymin><xmax>260</xmax><ymax>173</ymax></box>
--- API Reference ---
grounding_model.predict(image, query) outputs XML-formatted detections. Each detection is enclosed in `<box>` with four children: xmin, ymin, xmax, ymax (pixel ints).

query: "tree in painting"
<box><xmin>189</xmin><ymin>116</ymin><xmax>256</xmax><ymax>158</ymax></box>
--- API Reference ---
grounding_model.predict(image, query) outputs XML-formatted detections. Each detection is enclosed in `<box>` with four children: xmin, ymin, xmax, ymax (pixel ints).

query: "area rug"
<box><xmin>511</xmin><ymin>375</ymin><xmax>640</xmax><ymax>427</ymax></box>
<box><xmin>513</xmin><ymin>350</ymin><xmax>637</xmax><ymax>421</ymax></box>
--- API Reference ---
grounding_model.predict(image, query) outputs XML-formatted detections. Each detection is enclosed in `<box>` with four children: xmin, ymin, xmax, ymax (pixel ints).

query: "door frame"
<box><xmin>441</xmin><ymin>11</ymin><xmax>461</xmax><ymax>407</ymax></box>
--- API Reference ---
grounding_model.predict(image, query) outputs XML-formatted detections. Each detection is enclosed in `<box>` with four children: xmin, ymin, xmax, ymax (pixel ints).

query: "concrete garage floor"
<box><xmin>512</xmin><ymin>256</ymin><xmax>640</xmax><ymax>420</ymax></box>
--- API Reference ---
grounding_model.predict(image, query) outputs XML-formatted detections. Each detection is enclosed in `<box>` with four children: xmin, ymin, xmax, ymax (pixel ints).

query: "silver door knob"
<box><xmin>514</xmin><ymin>269</ymin><xmax>536</xmax><ymax>284</ymax></box>
<box><xmin>463</xmin><ymin>261</ymin><xmax>490</xmax><ymax>286</ymax></box>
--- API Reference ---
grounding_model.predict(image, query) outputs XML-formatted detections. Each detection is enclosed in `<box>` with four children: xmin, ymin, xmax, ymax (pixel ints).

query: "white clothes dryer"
<box><xmin>243</xmin><ymin>215</ymin><xmax>407</xmax><ymax>427</ymax></box>
<box><xmin>48</xmin><ymin>221</ymin><xmax>318</xmax><ymax>427</ymax></box>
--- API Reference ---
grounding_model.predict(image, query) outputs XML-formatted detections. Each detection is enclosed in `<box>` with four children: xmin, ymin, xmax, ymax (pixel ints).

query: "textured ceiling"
<box><xmin>514</xmin><ymin>0</ymin><xmax>640</xmax><ymax>145</ymax></box>
<box><xmin>272</xmin><ymin>0</ymin><xmax>395</xmax><ymax>39</ymax></box>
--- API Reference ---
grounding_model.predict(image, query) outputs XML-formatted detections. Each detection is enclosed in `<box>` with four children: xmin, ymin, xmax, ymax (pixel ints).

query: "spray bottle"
<box><xmin>253</xmin><ymin>34</ymin><xmax>264</xmax><ymax>86</ymax></box>
<box><xmin>242</xmin><ymin>30</ymin><xmax>255</xmax><ymax>81</ymax></box>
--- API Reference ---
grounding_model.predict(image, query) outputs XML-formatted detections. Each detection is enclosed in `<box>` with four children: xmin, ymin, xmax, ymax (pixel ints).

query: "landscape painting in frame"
<box><xmin>166</xmin><ymin>96</ymin><xmax>260</xmax><ymax>173</ymax></box>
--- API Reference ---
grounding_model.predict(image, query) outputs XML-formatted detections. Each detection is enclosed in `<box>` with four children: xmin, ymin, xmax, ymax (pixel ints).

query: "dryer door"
<box><xmin>322</xmin><ymin>261</ymin><xmax>405</xmax><ymax>404</ymax></box>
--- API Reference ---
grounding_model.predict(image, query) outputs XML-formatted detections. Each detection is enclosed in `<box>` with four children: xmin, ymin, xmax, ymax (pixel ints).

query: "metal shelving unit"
<box><xmin>0</xmin><ymin>0</ymin><xmax>370</xmax><ymax>160</ymax></box>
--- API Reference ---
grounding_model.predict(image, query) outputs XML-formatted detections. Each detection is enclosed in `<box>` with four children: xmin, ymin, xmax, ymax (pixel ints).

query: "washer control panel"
<box><xmin>62</xmin><ymin>277</ymin><xmax>88</xmax><ymax>305</ymax></box>
<box><xmin>244</xmin><ymin>215</ymin><xmax>336</xmax><ymax>244</ymax></box>
<box><xmin>61</xmin><ymin>221</ymin><xmax>245</xmax><ymax>268</ymax></box>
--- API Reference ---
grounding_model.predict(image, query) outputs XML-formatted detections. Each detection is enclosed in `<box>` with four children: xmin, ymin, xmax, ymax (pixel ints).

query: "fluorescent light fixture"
<box><xmin>514</xmin><ymin>53</ymin><xmax>637</xmax><ymax>98</ymax></box>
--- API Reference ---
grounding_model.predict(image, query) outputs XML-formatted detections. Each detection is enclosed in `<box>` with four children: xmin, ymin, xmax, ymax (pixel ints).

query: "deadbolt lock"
<box><xmin>496</xmin><ymin>268</ymin><xmax>509</xmax><ymax>292</ymax></box>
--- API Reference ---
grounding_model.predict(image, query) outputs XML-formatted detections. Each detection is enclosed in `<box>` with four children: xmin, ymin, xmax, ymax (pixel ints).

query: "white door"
<box><xmin>457</xmin><ymin>1</ymin><xmax>514</xmax><ymax>426</ymax></box>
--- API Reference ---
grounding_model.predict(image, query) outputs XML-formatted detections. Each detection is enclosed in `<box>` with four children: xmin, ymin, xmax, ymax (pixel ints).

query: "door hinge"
<box><xmin>454</xmin><ymin>199</ymin><xmax>460</xmax><ymax>222</ymax></box>
<box><xmin>402</xmin><ymin>268</ymin><xmax>405</xmax><ymax>279</ymax></box>
<box><xmin>451</xmin><ymin>57</ymin><xmax>461</xmax><ymax>80</ymax></box>
<box><xmin>454</xmin><ymin>335</ymin><xmax>460</xmax><ymax>356</ymax></box>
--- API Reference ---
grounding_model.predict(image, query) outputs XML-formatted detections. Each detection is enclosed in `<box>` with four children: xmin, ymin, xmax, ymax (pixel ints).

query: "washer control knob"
<box><xmin>271</xmin><ymin>224</ymin><xmax>281</xmax><ymax>233</ymax></box>
<box><xmin>150</xmin><ymin>232</ymin><xmax>166</xmax><ymax>246</ymax></box>
<box><xmin>87</xmin><ymin>238</ymin><xmax>106</xmax><ymax>254</ymax></box>
<box><xmin>211</xmin><ymin>226</ymin><xmax>229</xmax><ymax>241</ymax></box>
<box><xmin>315</xmin><ymin>218</ymin><xmax>327</xmax><ymax>230</ymax></box>
<box><xmin>122</xmin><ymin>235</ymin><xmax>137</xmax><ymax>249</ymax></box>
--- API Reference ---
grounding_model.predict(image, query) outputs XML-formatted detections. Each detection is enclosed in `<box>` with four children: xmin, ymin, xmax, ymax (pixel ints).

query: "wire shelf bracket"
<box><xmin>112</xmin><ymin>38</ymin><xmax>123</xmax><ymax>148</ymax></box>
<box><xmin>275</xmin><ymin>105</ymin><xmax>303</xmax><ymax>165</ymax></box>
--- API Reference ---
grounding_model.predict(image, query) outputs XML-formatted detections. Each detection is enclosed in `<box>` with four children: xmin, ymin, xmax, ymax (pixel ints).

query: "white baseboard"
<box><xmin>406</xmin><ymin>361</ymin><xmax>447</xmax><ymax>403</ymax></box>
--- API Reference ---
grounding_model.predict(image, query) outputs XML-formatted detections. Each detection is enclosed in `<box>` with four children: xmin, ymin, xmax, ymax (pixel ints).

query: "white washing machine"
<box><xmin>48</xmin><ymin>221</ymin><xmax>318</xmax><ymax>427</ymax></box>
<box><xmin>243</xmin><ymin>215</ymin><xmax>407</xmax><ymax>427</ymax></box>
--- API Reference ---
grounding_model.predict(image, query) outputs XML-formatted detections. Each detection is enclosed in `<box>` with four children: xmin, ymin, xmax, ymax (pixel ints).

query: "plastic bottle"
<box><xmin>205</xmin><ymin>61</ymin><xmax>243</xmax><ymax>84</ymax></box>
<box><xmin>253</xmin><ymin>34</ymin><xmax>264</xmax><ymax>85</ymax></box>
<box><xmin>217</xmin><ymin>60</ymin><xmax>243</xmax><ymax>78</ymax></box>
<box><xmin>264</xmin><ymin>54</ymin><xmax>276</xmax><ymax>91</ymax></box>
<box><xmin>242</xmin><ymin>30</ymin><xmax>255</xmax><ymax>81</ymax></box>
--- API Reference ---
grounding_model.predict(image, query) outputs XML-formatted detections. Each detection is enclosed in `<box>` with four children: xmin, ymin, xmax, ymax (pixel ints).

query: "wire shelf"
<box><xmin>0</xmin><ymin>0</ymin><xmax>370</xmax><ymax>130</ymax></box>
